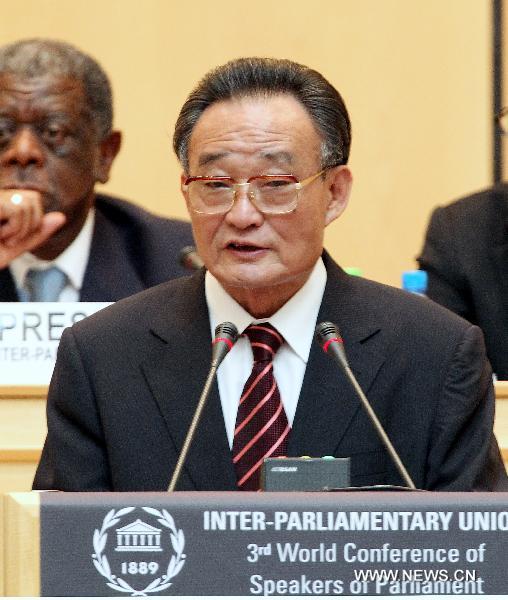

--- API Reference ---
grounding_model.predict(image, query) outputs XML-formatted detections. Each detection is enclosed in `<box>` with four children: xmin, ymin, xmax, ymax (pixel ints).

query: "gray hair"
<box><xmin>0</xmin><ymin>38</ymin><xmax>113</xmax><ymax>139</ymax></box>
<box><xmin>173</xmin><ymin>57</ymin><xmax>351</xmax><ymax>172</ymax></box>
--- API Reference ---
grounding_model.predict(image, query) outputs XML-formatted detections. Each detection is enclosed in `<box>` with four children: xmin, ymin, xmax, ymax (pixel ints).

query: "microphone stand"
<box><xmin>339</xmin><ymin>360</ymin><xmax>416</xmax><ymax>490</ymax></box>
<box><xmin>168</xmin><ymin>322</ymin><xmax>238</xmax><ymax>492</ymax></box>
<box><xmin>316</xmin><ymin>321</ymin><xmax>416</xmax><ymax>490</ymax></box>
<box><xmin>168</xmin><ymin>367</ymin><xmax>218</xmax><ymax>492</ymax></box>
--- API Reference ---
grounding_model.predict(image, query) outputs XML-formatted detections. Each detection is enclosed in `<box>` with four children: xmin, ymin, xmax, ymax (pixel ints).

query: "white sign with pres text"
<box><xmin>0</xmin><ymin>302</ymin><xmax>111</xmax><ymax>385</ymax></box>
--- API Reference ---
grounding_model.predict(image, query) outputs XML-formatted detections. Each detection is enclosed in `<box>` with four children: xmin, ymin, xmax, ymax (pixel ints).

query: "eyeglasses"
<box><xmin>496</xmin><ymin>106</ymin><xmax>508</xmax><ymax>134</ymax></box>
<box><xmin>182</xmin><ymin>168</ymin><xmax>329</xmax><ymax>215</ymax></box>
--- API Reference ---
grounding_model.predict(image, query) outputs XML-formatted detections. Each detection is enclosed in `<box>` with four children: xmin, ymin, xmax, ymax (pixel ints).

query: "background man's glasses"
<box><xmin>182</xmin><ymin>169</ymin><xmax>328</xmax><ymax>215</ymax></box>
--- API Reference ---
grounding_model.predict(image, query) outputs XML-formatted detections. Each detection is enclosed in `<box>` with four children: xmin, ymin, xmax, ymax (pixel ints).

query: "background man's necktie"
<box><xmin>232</xmin><ymin>323</ymin><xmax>290</xmax><ymax>491</ymax></box>
<box><xmin>24</xmin><ymin>266</ymin><xmax>68</xmax><ymax>302</ymax></box>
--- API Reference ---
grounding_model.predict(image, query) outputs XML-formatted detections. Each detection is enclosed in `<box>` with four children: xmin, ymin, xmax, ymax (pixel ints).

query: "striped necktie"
<box><xmin>24</xmin><ymin>266</ymin><xmax>68</xmax><ymax>302</ymax></box>
<box><xmin>232</xmin><ymin>323</ymin><xmax>290</xmax><ymax>491</ymax></box>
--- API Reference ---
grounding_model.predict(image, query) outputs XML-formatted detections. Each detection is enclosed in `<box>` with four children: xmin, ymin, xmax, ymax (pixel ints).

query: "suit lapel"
<box><xmin>140</xmin><ymin>274</ymin><xmax>237</xmax><ymax>490</ymax></box>
<box><xmin>138</xmin><ymin>257</ymin><xmax>390</xmax><ymax>487</ymax></box>
<box><xmin>80</xmin><ymin>207</ymin><xmax>145</xmax><ymax>301</ymax></box>
<box><xmin>289</xmin><ymin>256</ymin><xmax>386</xmax><ymax>456</ymax></box>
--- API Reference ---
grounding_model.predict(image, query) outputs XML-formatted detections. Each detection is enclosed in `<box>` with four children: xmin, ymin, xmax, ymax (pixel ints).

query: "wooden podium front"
<box><xmin>495</xmin><ymin>381</ymin><xmax>508</xmax><ymax>464</ymax></box>
<box><xmin>0</xmin><ymin>386</ymin><xmax>47</xmax><ymax>494</ymax></box>
<box><xmin>3</xmin><ymin>491</ymin><xmax>508</xmax><ymax>597</ymax></box>
<box><xmin>3</xmin><ymin>492</ymin><xmax>39</xmax><ymax>596</ymax></box>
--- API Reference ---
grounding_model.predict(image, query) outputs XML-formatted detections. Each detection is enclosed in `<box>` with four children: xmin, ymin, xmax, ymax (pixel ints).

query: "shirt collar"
<box><xmin>10</xmin><ymin>208</ymin><xmax>95</xmax><ymax>292</ymax></box>
<box><xmin>205</xmin><ymin>257</ymin><xmax>327</xmax><ymax>363</ymax></box>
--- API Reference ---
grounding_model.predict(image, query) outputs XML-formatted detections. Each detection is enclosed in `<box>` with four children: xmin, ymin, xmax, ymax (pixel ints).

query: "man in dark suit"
<box><xmin>33</xmin><ymin>57</ymin><xmax>507</xmax><ymax>492</ymax></box>
<box><xmin>0</xmin><ymin>38</ymin><xmax>192</xmax><ymax>301</ymax></box>
<box><xmin>418</xmin><ymin>186</ymin><xmax>508</xmax><ymax>380</ymax></box>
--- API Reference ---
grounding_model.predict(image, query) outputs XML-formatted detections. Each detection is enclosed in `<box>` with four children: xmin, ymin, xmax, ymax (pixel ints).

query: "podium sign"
<box><xmin>0</xmin><ymin>302</ymin><xmax>110</xmax><ymax>385</ymax></box>
<box><xmin>30</xmin><ymin>491</ymin><xmax>508</xmax><ymax>596</ymax></box>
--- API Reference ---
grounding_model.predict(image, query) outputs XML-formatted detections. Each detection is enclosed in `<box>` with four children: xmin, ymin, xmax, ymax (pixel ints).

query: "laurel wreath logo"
<box><xmin>92</xmin><ymin>506</ymin><xmax>186</xmax><ymax>596</ymax></box>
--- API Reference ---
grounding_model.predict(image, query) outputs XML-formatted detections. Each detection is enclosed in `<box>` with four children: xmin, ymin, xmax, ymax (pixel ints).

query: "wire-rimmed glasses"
<box><xmin>182</xmin><ymin>169</ymin><xmax>329</xmax><ymax>215</ymax></box>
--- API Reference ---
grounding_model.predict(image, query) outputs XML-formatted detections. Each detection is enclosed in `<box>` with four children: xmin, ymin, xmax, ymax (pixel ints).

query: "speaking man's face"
<box><xmin>182</xmin><ymin>94</ymin><xmax>352</xmax><ymax>316</ymax></box>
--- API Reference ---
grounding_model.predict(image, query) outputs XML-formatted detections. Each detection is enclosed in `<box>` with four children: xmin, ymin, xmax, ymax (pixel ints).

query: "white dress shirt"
<box><xmin>206</xmin><ymin>258</ymin><xmax>327</xmax><ymax>447</ymax></box>
<box><xmin>10</xmin><ymin>209</ymin><xmax>95</xmax><ymax>302</ymax></box>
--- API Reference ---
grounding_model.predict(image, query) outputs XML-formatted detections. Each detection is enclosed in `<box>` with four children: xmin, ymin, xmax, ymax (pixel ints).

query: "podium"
<box><xmin>3</xmin><ymin>491</ymin><xmax>508</xmax><ymax>596</ymax></box>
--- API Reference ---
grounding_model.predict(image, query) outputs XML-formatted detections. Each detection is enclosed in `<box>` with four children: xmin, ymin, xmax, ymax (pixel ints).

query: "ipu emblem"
<box><xmin>92</xmin><ymin>506</ymin><xmax>186</xmax><ymax>596</ymax></box>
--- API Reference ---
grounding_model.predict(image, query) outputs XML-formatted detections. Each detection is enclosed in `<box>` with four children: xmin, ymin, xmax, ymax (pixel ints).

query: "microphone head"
<box><xmin>316</xmin><ymin>321</ymin><xmax>340</xmax><ymax>343</ymax></box>
<box><xmin>214</xmin><ymin>321</ymin><xmax>239</xmax><ymax>344</ymax></box>
<box><xmin>211</xmin><ymin>321</ymin><xmax>239</xmax><ymax>367</ymax></box>
<box><xmin>180</xmin><ymin>246</ymin><xmax>205</xmax><ymax>271</ymax></box>
<box><xmin>315</xmin><ymin>321</ymin><xmax>349</xmax><ymax>367</ymax></box>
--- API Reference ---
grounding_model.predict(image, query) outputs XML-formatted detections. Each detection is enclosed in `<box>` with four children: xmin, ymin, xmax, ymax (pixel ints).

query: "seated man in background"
<box><xmin>34</xmin><ymin>57</ymin><xmax>507</xmax><ymax>492</ymax></box>
<box><xmin>0</xmin><ymin>38</ymin><xmax>193</xmax><ymax>302</ymax></box>
<box><xmin>417</xmin><ymin>183</ymin><xmax>508</xmax><ymax>380</ymax></box>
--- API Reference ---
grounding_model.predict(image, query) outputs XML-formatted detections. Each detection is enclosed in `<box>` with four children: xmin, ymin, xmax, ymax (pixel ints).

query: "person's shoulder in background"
<box><xmin>93</xmin><ymin>192</ymin><xmax>195</xmax><ymax>283</ymax></box>
<box><xmin>417</xmin><ymin>183</ymin><xmax>508</xmax><ymax>380</ymax></box>
<box><xmin>428</xmin><ymin>183</ymin><xmax>508</xmax><ymax>235</ymax></box>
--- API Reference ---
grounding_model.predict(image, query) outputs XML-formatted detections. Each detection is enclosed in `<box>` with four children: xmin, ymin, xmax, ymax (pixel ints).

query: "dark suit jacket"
<box><xmin>0</xmin><ymin>194</ymin><xmax>194</xmax><ymax>302</ymax></box>
<box><xmin>33</xmin><ymin>254</ymin><xmax>507</xmax><ymax>492</ymax></box>
<box><xmin>418</xmin><ymin>186</ymin><xmax>508</xmax><ymax>379</ymax></box>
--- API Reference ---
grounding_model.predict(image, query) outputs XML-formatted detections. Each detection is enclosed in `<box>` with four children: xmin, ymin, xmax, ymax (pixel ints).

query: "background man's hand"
<box><xmin>0</xmin><ymin>189</ymin><xmax>66</xmax><ymax>268</ymax></box>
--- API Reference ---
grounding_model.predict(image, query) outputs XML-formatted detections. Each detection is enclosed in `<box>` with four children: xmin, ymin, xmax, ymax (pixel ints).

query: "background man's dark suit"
<box><xmin>418</xmin><ymin>186</ymin><xmax>508</xmax><ymax>379</ymax></box>
<box><xmin>33</xmin><ymin>254</ymin><xmax>507</xmax><ymax>492</ymax></box>
<box><xmin>0</xmin><ymin>194</ymin><xmax>194</xmax><ymax>301</ymax></box>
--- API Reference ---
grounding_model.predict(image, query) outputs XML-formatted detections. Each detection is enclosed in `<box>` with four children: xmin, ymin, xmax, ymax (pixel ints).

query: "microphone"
<box><xmin>315</xmin><ymin>321</ymin><xmax>416</xmax><ymax>490</ymax></box>
<box><xmin>180</xmin><ymin>245</ymin><xmax>205</xmax><ymax>271</ymax></box>
<box><xmin>168</xmin><ymin>321</ymin><xmax>239</xmax><ymax>492</ymax></box>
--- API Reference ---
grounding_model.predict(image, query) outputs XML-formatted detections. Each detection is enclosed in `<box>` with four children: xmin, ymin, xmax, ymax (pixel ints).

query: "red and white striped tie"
<box><xmin>232</xmin><ymin>323</ymin><xmax>290</xmax><ymax>491</ymax></box>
